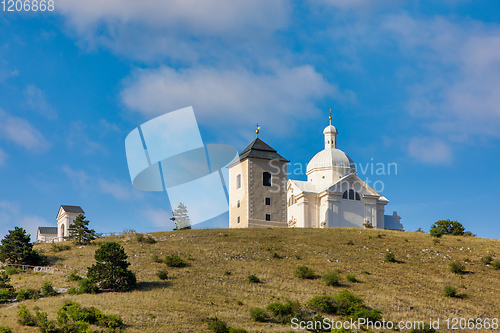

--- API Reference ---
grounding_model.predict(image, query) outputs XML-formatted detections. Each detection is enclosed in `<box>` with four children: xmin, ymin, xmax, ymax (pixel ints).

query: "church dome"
<box><xmin>323</xmin><ymin>125</ymin><xmax>337</xmax><ymax>134</ymax></box>
<box><xmin>306</xmin><ymin>148</ymin><xmax>355</xmax><ymax>173</ymax></box>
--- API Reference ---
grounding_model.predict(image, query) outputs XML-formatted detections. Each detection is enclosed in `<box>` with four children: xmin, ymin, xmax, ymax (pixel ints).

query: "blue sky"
<box><xmin>1</xmin><ymin>0</ymin><xmax>500</xmax><ymax>240</ymax></box>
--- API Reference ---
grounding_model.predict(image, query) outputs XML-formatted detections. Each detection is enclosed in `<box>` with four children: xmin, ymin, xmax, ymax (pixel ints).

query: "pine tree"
<box><xmin>87</xmin><ymin>242</ymin><xmax>136</xmax><ymax>292</ymax></box>
<box><xmin>0</xmin><ymin>227</ymin><xmax>47</xmax><ymax>265</ymax></box>
<box><xmin>0</xmin><ymin>271</ymin><xmax>14</xmax><ymax>292</ymax></box>
<box><xmin>66</xmin><ymin>214</ymin><xmax>96</xmax><ymax>245</ymax></box>
<box><xmin>172</xmin><ymin>203</ymin><xmax>191</xmax><ymax>230</ymax></box>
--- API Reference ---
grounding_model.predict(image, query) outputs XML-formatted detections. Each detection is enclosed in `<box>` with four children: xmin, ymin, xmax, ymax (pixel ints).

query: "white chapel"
<box><xmin>287</xmin><ymin>116</ymin><xmax>402</xmax><ymax>230</ymax></box>
<box><xmin>228</xmin><ymin>116</ymin><xmax>403</xmax><ymax>231</ymax></box>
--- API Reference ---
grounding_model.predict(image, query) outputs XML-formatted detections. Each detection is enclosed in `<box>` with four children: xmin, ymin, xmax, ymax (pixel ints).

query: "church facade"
<box><xmin>228</xmin><ymin>118</ymin><xmax>403</xmax><ymax>231</ymax></box>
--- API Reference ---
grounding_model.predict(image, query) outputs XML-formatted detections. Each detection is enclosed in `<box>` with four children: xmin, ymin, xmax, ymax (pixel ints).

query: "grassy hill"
<box><xmin>1</xmin><ymin>228</ymin><xmax>499</xmax><ymax>332</ymax></box>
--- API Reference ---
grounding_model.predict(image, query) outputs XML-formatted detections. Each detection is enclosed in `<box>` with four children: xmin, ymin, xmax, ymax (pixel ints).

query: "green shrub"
<box><xmin>444</xmin><ymin>285</ymin><xmax>458</xmax><ymax>297</ymax></box>
<box><xmin>351</xmin><ymin>308</ymin><xmax>382</xmax><ymax>322</ymax></box>
<box><xmin>481</xmin><ymin>255</ymin><xmax>493</xmax><ymax>265</ymax></box>
<box><xmin>206</xmin><ymin>316</ymin><xmax>229</xmax><ymax>333</ymax></box>
<box><xmin>16</xmin><ymin>288</ymin><xmax>40</xmax><ymax>301</ymax></box>
<box><xmin>41</xmin><ymin>282</ymin><xmax>57</xmax><ymax>297</ymax></box>
<box><xmin>17</xmin><ymin>304</ymin><xmax>37</xmax><ymax>326</ymax></box>
<box><xmin>0</xmin><ymin>326</ymin><xmax>12</xmax><ymax>333</ymax></box>
<box><xmin>51</xmin><ymin>243</ymin><xmax>71</xmax><ymax>252</ymax></box>
<box><xmin>346</xmin><ymin>240</ymin><xmax>354</xmax><ymax>245</ymax></box>
<box><xmin>35</xmin><ymin>311</ymin><xmax>58</xmax><ymax>333</ymax></box>
<box><xmin>247</xmin><ymin>274</ymin><xmax>260</xmax><ymax>283</ymax></box>
<box><xmin>78</xmin><ymin>278</ymin><xmax>99</xmax><ymax>294</ymax></box>
<box><xmin>136</xmin><ymin>233</ymin><xmax>156</xmax><ymax>244</ymax></box>
<box><xmin>67</xmin><ymin>271</ymin><xmax>83</xmax><ymax>282</ymax></box>
<box><xmin>430</xmin><ymin>219</ymin><xmax>465</xmax><ymax>237</ymax></box>
<box><xmin>224</xmin><ymin>271</ymin><xmax>232</xmax><ymax>276</ymax></box>
<box><xmin>449</xmin><ymin>261</ymin><xmax>465</xmax><ymax>274</ymax></box>
<box><xmin>333</xmin><ymin>290</ymin><xmax>364</xmax><ymax>316</ymax></box>
<box><xmin>322</xmin><ymin>271</ymin><xmax>341</xmax><ymax>286</ymax></box>
<box><xmin>98</xmin><ymin>313</ymin><xmax>124</xmax><ymax>329</ymax></box>
<box><xmin>346</xmin><ymin>274</ymin><xmax>357</xmax><ymax>283</ymax></box>
<box><xmin>385</xmin><ymin>252</ymin><xmax>396</xmax><ymax>263</ymax></box>
<box><xmin>5</xmin><ymin>267</ymin><xmax>19</xmax><ymax>275</ymax></box>
<box><xmin>0</xmin><ymin>289</ymin><xmax>13</xmax><ymax>303</ymax></box>
<box><xmin>157</xmin><ymin>270</ymin><xmax>169</xmax><ymax>280</ymax></box>
<box><xmin>307</xmin><ymin>295</ymin><xmax>336</xmax><ymax>314</ymax></box>
<box><xmin>228</xmin><ymin>328</ymin><xmax>247</xmax><ymax>333</ymax></box>
<box><xmin>266</xmin><ymin>300</ymin><xmax>301</xmax><ymax>324</ymax></box>
<box><xmin>57</xmin><ymin>301</ymin><xmax>124</xmax><ymax>330</ymax></box>
<box><xmin>67</xmin><ymin>287</ymin><xmax>79</xmax><ymax>295</ymax></box>
<box><xmin>249</xmin><ymin>307</ymin><xmax>268</xmax><ymax>322</ymax></box>
<box><xmin>295</xmin><ymin>265</ymin><xmax>315</xmax><ymax>279</ymax></box>
<box><xmin>164</xmin><ymin>254</ymin><xmax>185</xmax><ymax>267</ymax></box>
<box><xmin>492</xmin><ymin>259</ymin><xmax>500</xmax><ymax>270</ymax></box>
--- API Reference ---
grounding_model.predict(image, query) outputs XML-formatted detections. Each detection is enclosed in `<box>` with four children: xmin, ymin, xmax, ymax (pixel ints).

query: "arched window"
<box><xmin>236</xmin><ymin>174</ymin><xmax>241</xmax><ymax>189</ymax></box>
<box><xmin>342</xmin><ymin>189</ymin><xmax>361</xmax><ymax>201</ymax></box>
<box><xmin>263</xmin><ymin>172</ymin><xmax>271</xmax><ymax>186</ymax></box>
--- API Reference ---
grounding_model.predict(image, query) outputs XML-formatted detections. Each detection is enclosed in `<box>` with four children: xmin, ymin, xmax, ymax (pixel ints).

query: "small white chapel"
<box><xmin>36</xmin><ymin>205</ymin><xmax>85</xmax><ymax>243</ymax></box>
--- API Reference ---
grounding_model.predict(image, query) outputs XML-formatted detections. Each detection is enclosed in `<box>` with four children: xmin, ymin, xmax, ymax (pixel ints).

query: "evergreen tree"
<box><xmin>0</xmin><ymin>271</ymin><xmax>14</xmax><ymax>292</ymax></box>
<box><xmin>0</xmin><ymin>227</ymin><xmax>47</xmax><ymax>265</ymax></box>
<box><xmin>66</xmin><ymin>214</ymin><xmax>96</xmax><ymax>245</ymax></box>
<box><xmin>87</xmin><ymin>242</ymin><xmax>136</xmax><ymax>292</ymax></box>
<box><xmin>172</xmin><ymin>203</ymin><xmax>191</xmax><ymax>230</ymax></box>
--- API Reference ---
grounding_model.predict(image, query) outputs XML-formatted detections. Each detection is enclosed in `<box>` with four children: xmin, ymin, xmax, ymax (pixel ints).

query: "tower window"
<box><xmin>236</xmin><ymin>174</ymin><xmax>241</xmax><ymax>189</ymax></box>
<box><xmin>342</xmin><ymin>189</ymin><xmax>361</xmax><ymax>201</ymax></box>
<box><xmin>237</xmin><ymin>216</ymin><xmax>240</xmax><ymax>223</ymax></box>
<box><xmin>265</xmin><ymin>214</ymin><xmax>271</xmax><ymax>221</ymax></box>
<box><xmin>265</xmin><ymin>197</ymin><xmax>271</xmax><ymax>205</ymax></box>
<box><xmin>237</xmin><ymin>200</ymin><xmax>240</xmax><ymax>208</ymax></box>
<box><xmin>263</xmin><ymin>172</ymin><xmax>271</xmax><ymax>186</ymax></box>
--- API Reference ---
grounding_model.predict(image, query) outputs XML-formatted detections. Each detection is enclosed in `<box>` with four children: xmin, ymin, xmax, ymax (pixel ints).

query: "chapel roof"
<box><xmin>37</xmin><ymin>227</ymin><xmax>58</xmax><ymax>235</ymax></box>
<box><xmin>57</xmin><ymin>205</ymin><xmax>85</xmax><ymax>218</ymax></box>
<box><xmin>306</xmin><ymin>148</ymin><xmax>355</xmax><ymax>173</ymax></box>
<box><xmin>237</xmin><ymin>138</ymin><xmax>289</xmax><ymax>163</ymax></box>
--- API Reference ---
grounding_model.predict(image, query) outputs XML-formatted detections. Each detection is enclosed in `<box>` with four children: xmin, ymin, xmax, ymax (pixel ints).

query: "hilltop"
<box><xmin>1</xmin><ymin>228</ymin><xmax>499</xmax><ymax>332</ymax></box>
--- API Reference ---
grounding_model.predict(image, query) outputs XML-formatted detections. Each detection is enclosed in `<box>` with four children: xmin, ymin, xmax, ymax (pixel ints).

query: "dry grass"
<box><xmin>1</xmin><ymin>228</ymin><xmax>499</xmax><ymax>332</ymax></box>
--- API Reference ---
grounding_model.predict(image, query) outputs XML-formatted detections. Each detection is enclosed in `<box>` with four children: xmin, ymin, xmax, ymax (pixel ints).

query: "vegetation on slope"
<box><xmin>0</xmin><ymin>228</ymin><xmax>498</xmax><ymax>332</ymax></box>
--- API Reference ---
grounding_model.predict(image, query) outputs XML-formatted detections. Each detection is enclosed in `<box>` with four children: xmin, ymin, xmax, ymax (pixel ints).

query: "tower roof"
<box><xmin>237</xmin><ymin>138</ymin><xmax>289</xmax><ymax>163</ymax></box>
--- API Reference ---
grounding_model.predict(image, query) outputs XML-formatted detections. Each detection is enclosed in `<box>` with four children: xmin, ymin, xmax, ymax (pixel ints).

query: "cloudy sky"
<box><xmin>1</xmin><ymin>0</ymin><xmax>499</xmax><ymax>239</ymax></box>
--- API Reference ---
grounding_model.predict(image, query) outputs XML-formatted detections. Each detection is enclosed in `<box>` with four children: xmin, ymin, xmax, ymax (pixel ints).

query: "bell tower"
<box><xmin>228</xmin><ymin>126</ymin><xmax>289</xmax><ymax>228</ymax></box>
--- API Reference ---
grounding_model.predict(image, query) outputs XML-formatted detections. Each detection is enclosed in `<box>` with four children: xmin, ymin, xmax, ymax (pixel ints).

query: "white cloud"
<box><xmin>0</xmin><ymin>108</ymin><xmax>50</xmax><ymax>152</ymax></box>
<box><xmin>408</xmin><ymin>137</ymin><xmax>453</xmax><ymax>165</ymax></box>
<box><xmin>62</xmin><ymin>165</ymin><xmax>141</xmax><ymax>201</ymax></box>
<box><xmin>24</xmin><ymin>85</ymin><xmax>57</xmax><ymax>119</ymax></box>
<box><xmin>98</xmin><ymin>179</ymin><xmax>142</xmax><ymax>201</ymax></box>
<box><xmin>121</xmin><ymin>65</ymin><xmax>344</xmax><ymax>137</ymax></box>
<box><xmin>61</xmin><ymin>165</ymin><xmax>91</xmax><ymax>188</ymax></box>
<box><xmin>0</xmin><ymin>64</ymin><xmax>18</xmax><ymax>82</ymax></box>
<box><xmin>384</xmin><ymin>15</ymin><xmax>500</xmax><ymax>140</ymax></box>
<box><xmin>56</xmin><ymin>0</ymin><xmax>290</xmax><ymax>61</ymax></box>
